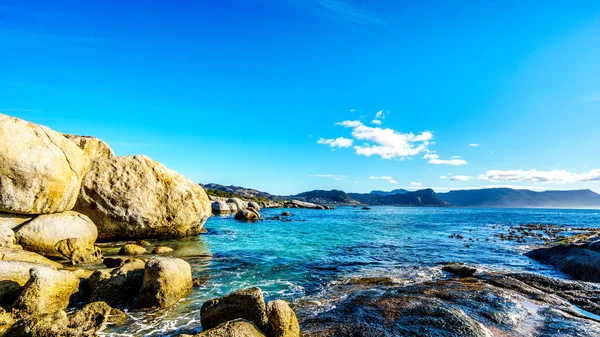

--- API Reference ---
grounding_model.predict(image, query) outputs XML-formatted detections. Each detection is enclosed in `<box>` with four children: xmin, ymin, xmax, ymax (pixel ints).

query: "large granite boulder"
<box><xmin>14</xmin><ymin>211</ymin><xmax>98</xmax><ymax>258</ymax></box>
<box><xmin>0</xmin><ymin>227</ymin><xmax>15</xmax><ymax>248</ymax></box>
<box><xmin>266</xmin><ymin>300</ymin><xmax>300</xmax><ymax>337</ymax></box>
<box><xmin>200</xmin><ymin>287</ymin><xmax>269</xmax><ymax>332</ymax></box>
<box><xmin>135</xmin><ymin>257</ymin><xmax>192</xmax><ymax>308</ymax></box>
<box><xmin>195</xmin><ymin>319</ymin><xmax>266</xmax><ymax>337</ymax></box>
<box><xmin>74</xmin><ymin>155</ymin><xmax>211</xmax><ymax>240</ymax></box>
<box><xmin>0</xmin><ymin>248</ymin><xmax>62</xmax><ymax>268</ymax></box>
<box><xmin>234</xmin><ymin>209</ymin><xmax>260</xmax><ymax>222</ymax></box>
<box><xmin>0</xmin><ymin>114</ymin><xmax>89</xmax><ymax>214</ymax></box>
<box><xmin>212</xmin><ymin>201</ymin><xmax>231</xmax><ymax>214</ymax></box>
<box><xmin>227</xmin><ymin>198</ymin><xmax>247</xmax><ymax>211</ymax></box>
<box><xmin>247</xmin><ymin>202</ymin><xmax>261</xmax><ymax>211</ymax></box>
<box><xmin>0</xmin><ymin>214</ymin><xmax>33</xmax><ymax>248</ymax></box>
<box><xmin>12</xmin><ymin>267</ymin><xmax>80</xmax><ymax>316</ymax></box>
<box><xmin>227</xmin><ymin>202</ymin><xmax>239</xmax><ymax>213</ymax></box>
<box><xmin>63</xmin><ymin>134</ymin><xmax>114</xmax><ymax>162</ymax></box>
<box><xmin>86</xmin><ymin>259</ymin><xmax>145</xmax><ymax>308</ymax></box>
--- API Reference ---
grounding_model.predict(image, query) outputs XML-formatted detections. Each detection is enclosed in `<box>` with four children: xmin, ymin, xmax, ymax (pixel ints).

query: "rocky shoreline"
<box><xmin>2</xmin><ymin>112</ymin><xmax>600</xmax><ymax>336</ymax></box>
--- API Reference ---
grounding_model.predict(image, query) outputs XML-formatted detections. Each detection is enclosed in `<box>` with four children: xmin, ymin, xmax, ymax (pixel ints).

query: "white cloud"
<box><xmin>478</xmin><ymin>169</ymin><xmax>600</xmax><ymax>184</ymax></box>
<box><xmin>469</xmin><ymin>143</ymin><xmax>479</xmax><ymax>147</ymax></box>
<box><xmin>375</xmin><ymin>110</ymin><xmax>384</xmax><ymax>119</ymax></box>
<box><xmin>451</xmin><ymin>175</ymin><xmax>473</xmax><ymax>181</ymax></box>
<box><xmin>317</xmin><ymin>137</ymin><xmax>354</xmax><ymax>148</ymax></box>
<box><xmin>309</xmin><ymin>174</ymin><xmax>347</xmax><ymax>180</ymax></box>
<box><xmin>451</xmin><ymin>155</ymin><xmax>461</xmax><ymax>159</ymax></box>
<box><xmin>380</xmin><ymin>176</ymin><xmax>398</xmax><ymax>184</ymax></box>
<box><xmin>428</xmin><ymin>158</ymin><xmax>468</xmax><ymax>166</ymax></box>
<box><xmin>410</xmin><ymin>182</ymin><xmax>423</xmax><ymax>187</ymax></box>
<box><xmin>423</xmin><ymin>153</ymin><xmax>439</xmax><ymax>159</ymax></box>
<box><xmin>440</xmin><ymin>175</ymin><xmax>448</xmax><ymax>179</ymax></box>
<box><xmin>336</xmin><ymin>120</ymin><xmax>432</xmax><ymax>160</ymax></box>
<box><xmin>350</xmin><ymin>108</ymin><xmax>356</xmax><ymax>112</ymax></box>
<box><xmin>371</xmin><ymin>119</ymin><xmax>382</xmax><ymax>125</ymax></box>
<box><xmin>368</xmin><ymin>176</ymin><xmax>379</xmax><ymax>180</ymax></box>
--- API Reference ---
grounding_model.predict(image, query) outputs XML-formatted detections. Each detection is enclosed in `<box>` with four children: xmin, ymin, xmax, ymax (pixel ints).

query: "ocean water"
<box><xmin>102</xmin><ymin>206</ymin><xmax>600</xmax><ymax>336</ymax></box>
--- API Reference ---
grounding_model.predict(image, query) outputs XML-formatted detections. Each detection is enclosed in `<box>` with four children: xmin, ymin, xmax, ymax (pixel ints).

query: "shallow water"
<box><xmin>101</xmin><ymin>206</ymin><xmax>600</xmax><ymax>336</ymax></box>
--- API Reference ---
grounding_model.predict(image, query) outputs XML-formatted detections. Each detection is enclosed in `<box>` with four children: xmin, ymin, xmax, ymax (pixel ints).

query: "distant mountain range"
<box><xmin>202</xmin><ymin>183</ymin><xmax>600</xmax><ymax>209</ymax></box>
<box><xmin>437</xmin><ymin>188</ymin><xmax>600</xmax><ymax>208</ymax></box>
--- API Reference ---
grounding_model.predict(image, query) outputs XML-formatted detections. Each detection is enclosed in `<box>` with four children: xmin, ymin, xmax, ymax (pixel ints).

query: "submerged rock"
<box><xmin>74</xmin><ymin>155</ymin><xmax>211</xmax><ymax>240</ymax></box>
<box><xmin>201</xmin><ymin>287</ymin><xmax>269</xmax><ymax>332</ymax></box>
<box><xmin>136</xmin><ymin>257</ymin><xmax>192</xmax><ymax>308</ymax></box>
<box><xmin>0</xmin><ymin>114</ymin><xmax>90</xmax><ymax>214</ymax></box>
<box><xmin>442</xmin><ymin>263</ymin><xmax>477</xmax><ymax>277</ymax></box>
<box><xmin>152</xmin><ymin>246</ymin><xmax>174</xmax><ymax>254</ymax></box>
<box><xmin>14</xmin><ymin>211</ymin><xmax>98</xmax><ymax>258</ymax></box>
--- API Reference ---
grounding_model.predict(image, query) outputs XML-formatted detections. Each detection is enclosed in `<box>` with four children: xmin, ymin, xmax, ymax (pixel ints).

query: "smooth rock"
<box><xmin>12</xmin><ymin>267</ymin><xmax>79</xmax><ymax>316</ymax></box>
<box><xmin>442</xmin><ymin>263</ymin><xmax>477</xmax><ymax>277</ymax></box>
<box><xmin>234</xmin><ymin>209</ymin><xmax>260</xmax><ymax>222</ymax></box>
<box><xmin>196</xmin><ymin>319</ymin><xmax>266</xmax><ymax>337</ymax></box>
<box><xmin>0</xmin><ymin>247</ymin><xmax>62</xmax><ymax>268</ymax></box>
<box><xmin>55</xmin><ymin>238</ymin><xmax>102</xmax><ymax>265</ymax></box>
<box><xmin>86</xmin><ymin>260</ymin><xmax>145</xmax><ymax>308</ymax></box>
<box><xmin>227</xmin><ymin>202</ymin><xmax>239</xmax><ymax>213</ymax></box>
<box><xmin>74</xmin><ymin>155</ymin><xmax>211</xmax><ymax>240</ymax></box>
<box><xmin>247</xmin><ymin>202</ymin><xmax>261</xmax><ymax>211</ymax></box>
<box><xmin>212</xmin><ymin>201</ymin><xmax>231</xmax><ymax>214</ymax></box>
<box><xmin>266</xmin><ymin>300</ymin><xmax>300</xmax><ymax>337</ymax></box>
<box><xmin>15</xmin><ymin>211</ymin><xmax>97</xmax><ymax>258</ymax></box>
<box><xmin>0</xmin><ymin>114</ymin><xmax>89</xmax><ymax>214</ymax></box>
<box><xmin>152</xmin><ymin>246</ymin><xmax>174</xmax><ymax>254</ymax></box>
<box><xmin>281</xmin><ymin>212</ymin><xmax>291</xmax><ymax>217</ymax></box>
<box><xmin>226</xmin><ymin>198</ymin><xmax>247</xmax><ymax>211</ymax></box>
<box><xmin>119</xmin><ymin>244</ymin><xmax>146</xmax><ymax>256</ymax></box>
<box><xmin>0</xmin><ymin>261</ymin><xmax>59</xmax><ymax>305</ymax></box>
<box><xmin>135</xmin><ymin>240</ymin><xmax>152</xmax><ymax>247</ymax></box>
<box><xmin>200</xmin><ymin>287</ymin><xmax>269</xmax><ymax>332</ymax></box>
<box><xmin>136</xmin><ymin>257</ymin><xmax>192</xmax><ymax>308</ymax></box>
<box><xmin>63</xmin><ymin>134</ymin><xmax>114</xmax><ymax>161</ymax></box>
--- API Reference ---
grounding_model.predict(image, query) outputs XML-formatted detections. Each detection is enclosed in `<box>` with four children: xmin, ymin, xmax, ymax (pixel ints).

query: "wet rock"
<box><xmin>0</xmin><ymin>114</ymin><xmax>90</xmax><ymax>214</ymax></box>
<box><xmin>212</xmin><ymin>201</ymin><xmax>231</xmax><ymax>215</ymax></box>
<box><xmin>136</xmin><ymin>257</ymin><xmax>192</xmax><ymax>308</ymax></box>
<box><xmin>74</xmin><ymin>155</ymin><xmax>211</xmax><ymax>240</ymax></box>
<box><xmin>12</xmin><ymin>267</ymin><xmax>79</xmax><ymax>316</ymax></box>
<box><xmin>14</xmin><ymin>211</ymin><xmax>98</xmax><ymax>258</ymax></box>
<box><xmin>63</xmin><ymin>134</ymin><xmax>114</xmax><ymax>162</ymax></box>
<box><xmin>266</xmin><ymin>300</ymin><xmax>299</xmax><ymax>337</ymax></box>
<box><xmin>193</xmin><ymin>275</ymin><xmax>209</xmax><ymax>288</ymax></box>
<box><xmin>86</xmin><ymin>260</ymin><xmax>145</xmax><ymax>308</ymax></box>
<box><xmin>361</xmin><ymin>207</ymin><xmax>371</xmax><ymax>210</ymax></box>
<box><xmin>119</xmin><ymin>244</ymin><xmax>146</xmax><ymax>256</ymax></box>
<box><xmin>281</xmin><ymin>212</ymin><xmax>291</xmax><ymax>217</ymax></box>
<box><xmin>55</xmin><ymin>238</ymin><xmax>102</xmax><ymax>265</ymax></box>
<box><xmin>234</xmin><ymin>209</ymin><xmax>260</xmax><ymax>222</ymax></box>
<box><xmin>201</xmin><ymin>287</ymin><xmax>269</xmax><ymax>332</ymax></box>
<box><xmin>195</xmin><ymin>319</ymin><xmax>266</xmax><ymax>337</ymax></box>
<box><xmin>152</xmin><ymin>246</ymin><xmax>174</xmax><ymax>254</ymax></box>
<box><xmin>442</xmin><ymin>263</ymin><xmax>477</xmax><ymax>277</ymax></box>
<box><xmin>526</xmin><ymin>244</ymin><xmax>600</xmax><ymax>282</ymax></box>
<box><xmin>0</xmin><ymin>247</ymin><xmax>62</xmax><ymax>268</ymax></box>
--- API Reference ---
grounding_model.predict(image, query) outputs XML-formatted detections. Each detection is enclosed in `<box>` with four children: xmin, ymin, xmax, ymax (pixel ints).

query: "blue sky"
<box><xmin>2</xmin><ymin>0</ymin><xmax>600</xmax><ymax>195</ymax></box>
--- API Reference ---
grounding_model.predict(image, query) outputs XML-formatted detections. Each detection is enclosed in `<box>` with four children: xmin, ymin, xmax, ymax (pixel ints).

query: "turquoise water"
<box><xmin>102</xmin><ymin>206</ymin><xmax>600</xmax><ymax>336</ymax></box>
